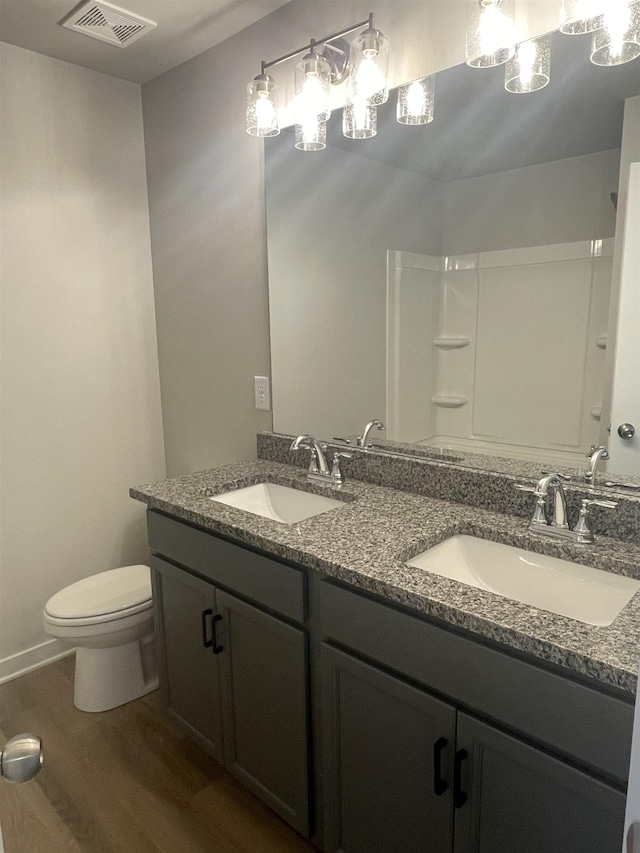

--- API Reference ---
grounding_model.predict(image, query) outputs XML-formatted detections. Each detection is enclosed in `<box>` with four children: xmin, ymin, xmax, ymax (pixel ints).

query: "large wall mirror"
<box><xmin>265</xmin><ymin>28</ymin><xmax>640</xmax><ymax>481</ymax></box>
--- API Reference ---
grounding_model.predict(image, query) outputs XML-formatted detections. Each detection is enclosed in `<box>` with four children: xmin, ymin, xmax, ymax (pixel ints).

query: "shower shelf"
<box><xmin>432</xmin><ymin>395</ymin><xmax>469</xmax><ymax>408</ymax></box>
<box><xmin>433</xmin><ymin>336</ymin><xmax>471</xmax><ymax>350</ymax></box>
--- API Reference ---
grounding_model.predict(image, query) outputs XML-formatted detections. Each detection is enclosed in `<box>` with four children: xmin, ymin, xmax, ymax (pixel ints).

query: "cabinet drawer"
<box><xmin>319</xmin><ymin>579</ymin><xmax>633</xmax><ymax>785</ymax></box>
<box><xmin>147</xmin><ymin>510</ymin><xmax>305</xmax><ymax>623</ymax></box>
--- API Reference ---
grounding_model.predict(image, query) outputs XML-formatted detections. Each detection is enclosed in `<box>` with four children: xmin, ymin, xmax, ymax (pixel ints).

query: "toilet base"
<box><xmin>73</xmin><ymin>635</ymin><xmax>158</xmax><ymax>713</ymax></box>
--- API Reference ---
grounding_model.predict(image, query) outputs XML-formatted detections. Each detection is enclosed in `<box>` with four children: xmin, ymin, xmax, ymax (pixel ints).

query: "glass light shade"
<box><xmin>559</xmin><ymin>0</ymin><xmax>605</xmax><ymax>34</ymax></box>
<box><xmin>397</xmin><ymin>76</ymin><xmax>435</xmax><ymax>125</ymax></box>
<box><xmin>342</xmin><ymin>101</ymin><xmax>377</xmax><ymax>139</ymax></box>
<box><xmin>466</xmin><ymin>0</ymin><xmax>516</xmax><ymax>68</ymax></box>
<box><xmin>246</xmin><ymin>74</ymin><xmax>279</xmax><ymax>137</ymax></box>
<box><xmin>505</xmin><ymin>37</ymin><xmax>551</xmax><ymax>93</ymax></box>
<box><xmin>591</xmin><ymin>1</ymin><xmax>640</xmax><ymax>66</ymax></box>
<box><xmin>294</xmin><ymin>50</ymin><xmax>331</xmax><ymax>124</ymax></box>
<box><xmin>295</xmin><ymin>117</ymin><xmax>327</xmax><ymax>151</ymax></box>
<box><xmin>347</xmin><ymin>26</ymin><xmax>390</xmax><ymax>106</ymax></box>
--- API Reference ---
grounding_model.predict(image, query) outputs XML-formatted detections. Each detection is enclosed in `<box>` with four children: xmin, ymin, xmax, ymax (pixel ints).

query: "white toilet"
<box><xmin>43</xmin><ymin>564</ymin><xmax>158</xmax><ymax>713</ymax></box>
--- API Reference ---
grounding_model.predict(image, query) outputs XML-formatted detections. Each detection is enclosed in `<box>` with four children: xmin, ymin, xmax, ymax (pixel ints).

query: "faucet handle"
<box><xmin>574</xmin><ymin>497</ymin><xmax>618</xmax><ymax>542</ymax></box>
<box><xmin>514</xmin><ymin>483</ymin><xmax>546</xmax><ymax>525</ymax></box>
<box><xmin>333</xmin><ymin>435</ymin><xmax>360</xmax><ymax>446</ymax></box>
<box><xmin>331</xmin><ymin>451</ymin><xmax>353</xmax><ymax>486</ymax></box>
<box><xmin>581</xmin><ymin>498</ymin><xmax>618</xmax><ymax>510</ymax></box>
<box><xmin>541</xmin><ymin>470</ymin><xmax>571</xmax><ymax>481</ymax></box>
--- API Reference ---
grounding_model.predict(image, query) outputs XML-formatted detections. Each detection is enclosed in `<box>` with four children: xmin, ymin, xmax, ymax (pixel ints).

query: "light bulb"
<box><xmin>343</xmin><ymin>100</ymin><xmax>377</xmax><ymax>139</ymax></box>
<box><xmin>466</xmin><ymin>0</ymin><xmax>516</xmax><ymax>68</ymax></box>
<box><xmin>355</xmin><ymin>56</ymin><xmax>386</xmax><ymax>102</ymax></box>
<box><xmin>396</xmin><ymin>76</ymin><xmax>435</xmax><ymax>125</ymax></box>
<box><xmin>516</xmin><ymin>40</ymin><xmax>536</xmax><ymax>88</ymax></box>
<box><xmin>604</xmin><ymin>1</ymin><xmax>631</xmax><ymax>58</ymax></box>
<box><xmin>246</xmin><ymin>74</ymin><xmax>279</xmax><ymax>137</ymax></box>
<box><xmin>479</xmin><ymin>3</ymin><xmax>512</xmax><ymax>57</ymax></box>
<box><xmin>407</xmin><ymin>81</ymin><xmax>427</xmax><ymax>115</ymax></box>
<box><xmin>347</xmin><ymin>22</ymin><xmax>390</xmax><ymax>106</ymax></box>
<box><xmin>255</xmin><ymin>93</ymin><xmax>276</xmax><ymax>129</ymax></box>
<box><xmin>294</xmin><ymin>49</ymin><xmax>331</xmax><ymax>124</ymax></box>
<box><xmin>505</xmin><ymin>36</ymin><xmax>551</xmax><ymax>93</ymax></box>
<box><xmin>295</xmin><ymin>115</ymin><xmax>327</xmax><ymax>151</ymax></box>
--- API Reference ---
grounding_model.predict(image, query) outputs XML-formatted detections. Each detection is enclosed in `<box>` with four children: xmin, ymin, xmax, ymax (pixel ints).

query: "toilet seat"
<box><xmin>44</xmin><ymin>564</ymin><xmax>152</xmax><ymax>627</ymax></box>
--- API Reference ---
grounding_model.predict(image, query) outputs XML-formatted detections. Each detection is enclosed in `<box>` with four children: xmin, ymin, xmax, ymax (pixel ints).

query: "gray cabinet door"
<box><xmin>217</xmin><ymin>590</ymin><xmax>310</xmax><ymax>838</ymax></box>
<box><xmin>152</xmin><ymin>557</ymin><xmax>225</xmax><ymax>763</ymax></box>
<box><xmin>454</xmin><ymin>712</ymin><xmax>626</xmax><ymax>853</ymax></box>
<box><xmin>322</xmin><ymin>644</ymin><xmax>456</xmax><ymax>853</ymax></box>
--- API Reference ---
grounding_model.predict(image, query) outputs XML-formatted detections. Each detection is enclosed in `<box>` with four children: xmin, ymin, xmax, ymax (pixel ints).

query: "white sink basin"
<box><xmin>209</xmin><ymin>482</ymin><xmax>344</xmax><ymax>524</ymax></box>
<box><xmin>406</xmin><ymin>535</ymin><xmax>640</xmax><ymax>626</ymax></box>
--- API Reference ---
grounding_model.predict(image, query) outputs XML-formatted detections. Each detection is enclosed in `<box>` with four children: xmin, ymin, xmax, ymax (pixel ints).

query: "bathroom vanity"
<box><xmin>132</xmin><ymin>446</ymin><xmax>640</xmax><ymax>853</ymax></box>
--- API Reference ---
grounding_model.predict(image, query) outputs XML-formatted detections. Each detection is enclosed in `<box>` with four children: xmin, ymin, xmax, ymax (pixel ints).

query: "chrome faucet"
<box><xmin>334</xmin><ymin>419</ymin><xmax>385</xmax><ymax>449</ymax></box>
<box><xmin>515</xmin><ymin>472</ymin><xmax>571</xmax><ymax>534</ymax></box>
<box><xmin>537</xmin><ymin>472</ymin><xmax>570</xmax><ymax>529</ymax></box>
<box><xmin>360</xmin><ymin>419</ymin><xmax>385</xmax><ymax>448</ymax></box>
<box><xmin>585</xmin><ymin>445</ymin><xmax>609</xmax><ymax>485</ymax></box>
<box><xmin>515</xmin><ymin>472</ymin><xmax>616</xmax><ymax>543</ymax></box>
<box><xmin>290</xmin><ymin>434</ymin><xmax>330</xmax><ymax>476</ymax></box>
<box><xmin>290</xmin><ymin>434</ymin><xmax>351</xmax><ymax>485</ymax></box>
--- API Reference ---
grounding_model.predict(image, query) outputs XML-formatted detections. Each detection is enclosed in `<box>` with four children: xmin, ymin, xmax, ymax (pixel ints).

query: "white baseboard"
<box><xmin>0</xmin><ymin>639</ymin><xmax>75</xmax><ymax>684</ymax></box>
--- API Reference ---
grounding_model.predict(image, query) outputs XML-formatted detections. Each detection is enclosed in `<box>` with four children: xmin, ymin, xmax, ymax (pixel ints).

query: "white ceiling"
<box><xmin>0</xmin><ymin>0</ymin><xmax>292</xmax><ymax>84</ymax></box>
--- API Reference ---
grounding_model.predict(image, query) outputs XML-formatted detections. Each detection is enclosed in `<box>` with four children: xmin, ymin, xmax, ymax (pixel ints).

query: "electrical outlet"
<box><xmin>254</xmin><ymin>375</ymin><xmax>271</xmax><ymax>411</ymax></box>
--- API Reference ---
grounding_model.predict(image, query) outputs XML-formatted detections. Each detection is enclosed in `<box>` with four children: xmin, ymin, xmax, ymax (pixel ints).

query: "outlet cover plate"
<box><xmin>254</xmin><ymin>376</ymin><xmax>271</xmax><ymax>411</ymax></box>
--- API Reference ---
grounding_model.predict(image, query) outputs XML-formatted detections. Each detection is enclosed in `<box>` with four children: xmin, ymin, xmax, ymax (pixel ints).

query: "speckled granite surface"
<box><xmin>257</xmin><ymin>432</ymin><xmax>640</xmax><ymax>544</ymax></box>
<box><xmin>131</xmin><ymin>459</ymin><xmax>640</xmax><ymax>696</ymax></box>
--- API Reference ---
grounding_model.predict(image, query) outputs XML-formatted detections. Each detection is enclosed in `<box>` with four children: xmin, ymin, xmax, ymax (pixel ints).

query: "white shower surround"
<box><xmin>387</xmin><ymin>239</ymin><xmax>613</xmax><ymax>466</ymax></box>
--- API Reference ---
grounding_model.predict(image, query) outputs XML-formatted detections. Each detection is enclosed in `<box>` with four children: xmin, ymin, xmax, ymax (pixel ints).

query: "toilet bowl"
<box><xmin>43</xmin><ymin>565</ymin><xmax>158</xmax><ymax>713</ymax></box>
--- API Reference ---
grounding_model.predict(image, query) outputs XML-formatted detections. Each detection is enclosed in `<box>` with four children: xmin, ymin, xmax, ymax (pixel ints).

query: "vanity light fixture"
<box><xmin>343</xmin><ymin>100</ymin><xmax>377</xmax><ymax>139</ymax></box>
<box><xmin>505</xmin><ymin>36</ymin><xmax>551</xmax><ymax>93</ymax></box>
<box><xmin>559</xmin><ymin>0</ymin><xmax>605</xmax><ymax>34</ymax></box>
<box><xmin>591</xmin><ymin>0</ymin><xmax>640</xmax><ymax>66</ymax></box>
<box><xmin>466</xmin><ymin>0</ymin><xmax>516</xmax><ymax>68</ymax></box>
<box><xmin>246</xmin><ymin>13</ymin><xmax>389</xmax><ymax>146</ymax></box>
<box><xmin>292</xmin><ymin>41</ymin><xmax>331</xmax><ymax>151</ymax></box>
<box><xmin>396</xmin><ymin>76</ymin><xmax>435</xmax><ymax>125</ymax></box>
<box><xmin>346</xmin><ymin>15</ymin><xmax>390</xmax><ymax>106</ymax></box>
<box><xmin>246</xmin><ymin>72</ymin><xmax>279</xmax><ymax>137</ymax></box>
<box><xmin>293</xmin><ymin>41</ymin><xmax>332</xmax><ymax>125</ymax></box>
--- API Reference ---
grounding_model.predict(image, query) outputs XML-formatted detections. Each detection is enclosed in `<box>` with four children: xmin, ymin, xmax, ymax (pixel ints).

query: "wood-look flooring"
<box><xmin>0</xmin><ymin>656</ymin><xmax>316</xmax><ymax>853</ymax></box>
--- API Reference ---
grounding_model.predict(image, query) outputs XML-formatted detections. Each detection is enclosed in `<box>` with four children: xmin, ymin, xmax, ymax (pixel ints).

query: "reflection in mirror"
<box><xmin>266</xmin><ymin>29</ymin><xmax>640</xmax><ymax>480</ymax></box>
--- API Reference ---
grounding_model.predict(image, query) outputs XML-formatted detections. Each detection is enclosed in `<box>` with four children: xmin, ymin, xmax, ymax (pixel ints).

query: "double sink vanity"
<box><xmin>131</xmin><ymin>432</ymin><xmax>640</xmax><ymax>853</ymax></box>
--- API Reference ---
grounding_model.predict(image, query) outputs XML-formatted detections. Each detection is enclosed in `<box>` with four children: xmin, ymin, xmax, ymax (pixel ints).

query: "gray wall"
<box><xmin>142</xmin><ymin>7</ymin><xmax>288</xmax><ymax>476</ymax></box>
<box><xmin>442</xmin><ymin>148</ymin><xmax>620</xmax><ymax>254</ymax></box>
<box><xmin>0</xmin><ymin>43</ymin><xmax>166</xmax><ymax>678</ymax></box>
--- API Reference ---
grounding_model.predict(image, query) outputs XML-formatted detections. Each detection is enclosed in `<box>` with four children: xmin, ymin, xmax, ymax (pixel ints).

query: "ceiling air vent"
<box><xmin>61</xmin><ymin>0</ymin><xmax>157</xmax><ymax>48</ymax></box>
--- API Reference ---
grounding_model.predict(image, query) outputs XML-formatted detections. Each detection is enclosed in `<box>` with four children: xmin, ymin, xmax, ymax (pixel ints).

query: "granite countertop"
<box><xmin>131</xmin><ymin>460</ymin><xmax>640</xmax><ymax>697</ymax></box>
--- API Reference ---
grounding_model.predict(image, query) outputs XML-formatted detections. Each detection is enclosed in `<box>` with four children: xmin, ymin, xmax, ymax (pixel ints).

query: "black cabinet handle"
<box><xmin>453</xmin><ymin>748</ymin><xmax>468</xmax><ymax>809</ymax></box>
<box><xmin>433</xmin><ymin>737</ymin><xmax>448</xmax><ymax>796</ymax></box>
<box><xmin>212</xmin><ymin>614</ymin><xmax>224</xmax><ymax>654</ymax></box>
<box><xmin>201</xmin><ymin>609</ymin><xmax>214</xmax><ymax>648</ymax></box>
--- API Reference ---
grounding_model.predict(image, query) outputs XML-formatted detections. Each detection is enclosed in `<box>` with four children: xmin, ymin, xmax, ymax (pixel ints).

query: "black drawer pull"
<box><xmin>433</xmin><ymin>737</ymin><xmax>448</xmax><ymax>796</ymax></box>
<box><xmin>212</xmin><ymin>614</ymin><xmax>224</xmax><ymax>654</ymax></box>
<box><xmin>201</xmin><ymin>609</ymin><xmax>214</xmax><ymax>648</ymax></box>
<box><xmin>453</xmin><ymin>748</ymin><xmax>468</xmax><ymax>809</ymax></box>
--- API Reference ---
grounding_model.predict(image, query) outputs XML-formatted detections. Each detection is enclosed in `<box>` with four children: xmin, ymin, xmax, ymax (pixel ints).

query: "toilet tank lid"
<box><xmin>45</xmin><ymin>565</ymin><xmax>152</xmax><ymax>620</ymax></box>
